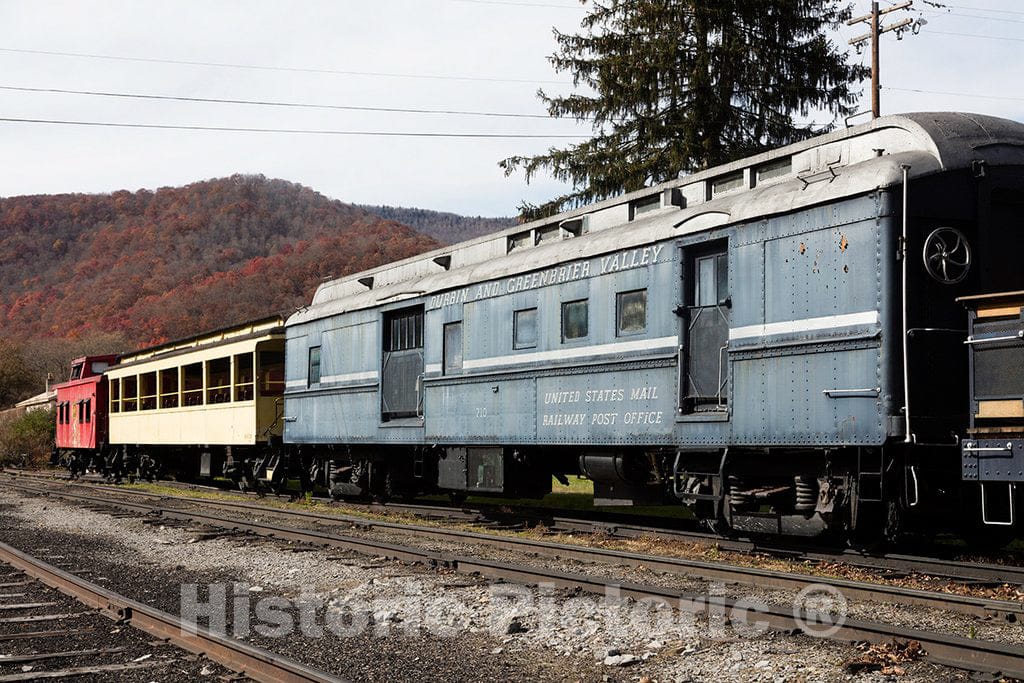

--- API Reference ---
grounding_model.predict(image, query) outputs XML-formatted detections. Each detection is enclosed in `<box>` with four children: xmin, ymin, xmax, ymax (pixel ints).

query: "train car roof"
<box><xmin>111</xmin><ymin>314</ymin><xmax>285</xmax><ymax>370</ymax></box>
<box><xmin>290</xmin><ymin>112</ymin><xmax>1024</xmax><ymax>327</ymax></box>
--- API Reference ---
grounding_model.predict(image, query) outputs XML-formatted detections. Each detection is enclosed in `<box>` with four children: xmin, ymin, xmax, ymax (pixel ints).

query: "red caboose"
<box><xmin>54</xmin><ymin>356</ymin><xmax>118</xmax><ymax>463</ymax></box>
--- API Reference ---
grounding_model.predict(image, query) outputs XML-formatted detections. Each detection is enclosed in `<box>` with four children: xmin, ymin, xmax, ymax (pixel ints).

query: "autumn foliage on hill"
<box><xmin>0</xmin><ymin>174</ymin><xmax>439</xmax><ymax>346</ymax></box>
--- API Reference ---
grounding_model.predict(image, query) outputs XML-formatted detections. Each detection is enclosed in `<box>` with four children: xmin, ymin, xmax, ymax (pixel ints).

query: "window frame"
<box><xmin>205</xmin><ymin>357</ymin><xmax>232</xmax><ymax>404</ymax></box>
<box><xmin>110</xmin><ymin>378</ymin><xmax>120</xmax><ymax>414</ymax></box>
<box><xmin>443</xmin><ymin>322</ymin><xmax>463</xmax><ymax>375</ymax></box>
<box><xmin>308</xmin><ymin>346</ymin><xmax>322</xmax><ymax>387</ymax></box>
<box><xmin>159</xmin><ymin>367</ymin><xmax>179</xmax><ymax>409</ymax></box>
<box><xmin>616</xmin><ymin>289</ymin><xmax>648</xmax><ymax>337</ymax></box>
<box><xmin>561</xmin><ymin>299</ymin><xmax>590</xmax><ymax>342</ymax></box>
<box><xmin>513</xmin><ymin>307</ymin><xmax>538</xmax><ymax>350</ymax></box>
<box><xmin>234</xmin><ymin>352</ymin><xmax>254</xmax><ymax>401</ymax></box>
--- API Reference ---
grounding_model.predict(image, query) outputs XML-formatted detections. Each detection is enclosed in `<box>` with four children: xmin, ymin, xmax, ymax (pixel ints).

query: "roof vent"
<box><xmin>358</xmin><ymin>276</ymin><xmax>374</xmax><ymax>289</ymax></box>
<box><xmin>628</xmin><ymin>194</ymin><xmax>661</xmax><ymax>220</ymax></box>
<box><xmin>560</xmin><ymin>217</ymin><xmax>587</xmax><ymax>237</ymax></box>
<box><xmin>432</xmin><ymin>255</ymin><xmax>452</xmax><ymax>270</ymax></box>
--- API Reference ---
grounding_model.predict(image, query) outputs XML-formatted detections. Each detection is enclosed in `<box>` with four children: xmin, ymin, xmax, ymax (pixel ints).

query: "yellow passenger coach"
<box><xmin>105</xmin><ymin>316</ymin><xmax>286</xmax><ymax>479</ymax></box>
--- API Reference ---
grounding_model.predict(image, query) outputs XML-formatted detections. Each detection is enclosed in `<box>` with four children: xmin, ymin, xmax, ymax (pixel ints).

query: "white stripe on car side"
<box><xmin>729</xmin><ymin>310</ymin><xmax>880</xmax><ymax>340</ymax></box>
<box><xmin>321</xmin><ymin>370</ymin><xmax>379</xmax><ymax>384</ymax></box>
<box><xmin>462</xmin><ymin>335</ymin><xmax>679</xmax><ymax>371</ymax></box>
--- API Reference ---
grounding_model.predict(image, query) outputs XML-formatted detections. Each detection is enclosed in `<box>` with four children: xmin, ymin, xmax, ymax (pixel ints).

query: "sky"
<box><xmin>0</xmin><ymin>0</ymin><xmax>1022</xmax><ymax>217</ymax></box>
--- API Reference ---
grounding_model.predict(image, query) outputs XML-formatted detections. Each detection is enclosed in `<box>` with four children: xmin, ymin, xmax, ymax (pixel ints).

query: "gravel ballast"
<box><xmin>0</xmin><ymin>489</ymin><xmax>984</xmax><ymax>682</ymax></box>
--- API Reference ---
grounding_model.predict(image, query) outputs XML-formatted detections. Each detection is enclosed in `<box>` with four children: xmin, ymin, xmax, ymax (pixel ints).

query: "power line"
<box><xmin>0</xmin><ymin>47</ymin><xmax>569</xmax><ymax>86</ymax></box>
<box><xmin>926</xmin><ymin>28</ymin><xmax>1024</xmax><ymax>42</ymax></box>
<box><xmin>0</xmin><ymin>84</ymin><xmax>557</xmax><ymax>120</ymax></box>
<box><xmin>918</xmin><ymin>6</ymin><xmax>1024</xmax><ymax>24</ymax></box>
<box><xmin>931</xmin><ymin>2</ymin><xmax>1024</xmax><ymax>17</ymax></box>
<box><xmin>0</xmin><ymin>116</ymin><xmax>587</xmax><ymax>138</ymax></box>
<box><xmin>884</xmin><ymin>85</ymin><xmax>1024</xmax><ymax>101</ymax></box>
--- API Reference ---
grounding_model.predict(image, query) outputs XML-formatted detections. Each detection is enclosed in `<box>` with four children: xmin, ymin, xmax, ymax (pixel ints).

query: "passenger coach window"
<box><xmin>140</xmin><ymin>372</ymin><xmax>157</xmax><ymax>410</ymax></box>
<box><xmin>206</xmin><ymin>358</ymin><xmax>231</xmax><ymax>404</ymax></box>
<box><xmin>514</xmin><ymin>308</ymin><xmax>537</xmax><ymax>349</ymax></box>
<box><xmin>159</xmin><ymin>368</ymin><xmax>179</xmax><ymax>408</ymax></box>
<box><xmin>443</xmin><ymin>323</ymin><xmax>463</xmax><ymax>374</ymax></box>
<box><xmin>617</xmin><ymin>290</ymin><xmax>647</xmax><ymax>336</ymax></box>
<box><xmin>308</xmin><ymin>347</ymin><xmax>321</xmax><ymax>387</ymax></box>
<box><xmin>182</xmin><ymin>363</ymin><xmax>203</xmax><ymax>406</ymax></box>
<box><xmin>562</xmin><ymin>300</ymin><xmax>589</xmax><ymax>341</ymax></box>
<box><xmin>234</xmin><ymin>353</ymin><xmax>254</xmax><ymax>400</ymax></box>
<box><xmin>110</xmin><ymin>380</ymin><xmax>120</xmax><ymax>414</ymax></box>
<box><xmin>122</xmin><ymin>376</ymin><xmax>138</xmax><ymax>412</ymax></box>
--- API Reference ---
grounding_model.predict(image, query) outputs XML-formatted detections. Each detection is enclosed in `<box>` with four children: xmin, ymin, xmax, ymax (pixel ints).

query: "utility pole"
<box><xmin>848</xmin><ymin>1</ymin><xmax>918</xmax><ymax>119</ymax></box>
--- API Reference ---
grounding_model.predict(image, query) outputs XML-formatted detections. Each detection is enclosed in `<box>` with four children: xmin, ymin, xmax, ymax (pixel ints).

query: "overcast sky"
<box><xmin>1</xmin><ymin>0</ymin><xmax>1021</xmax><ymax>216</ymax></box>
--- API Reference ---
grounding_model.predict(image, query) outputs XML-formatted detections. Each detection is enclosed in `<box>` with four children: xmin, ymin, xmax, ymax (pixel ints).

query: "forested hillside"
<box><xmin>358</xmin><ymin>205</ymin><xmax>514</xmax><ymax>244</ymax></box>
<box><xmin>0</xmin><ymin>174</ymin><xmax>439</xmax><ymax>346</ymax></box>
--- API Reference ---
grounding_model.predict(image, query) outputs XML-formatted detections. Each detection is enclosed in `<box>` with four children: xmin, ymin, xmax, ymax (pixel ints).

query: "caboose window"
<box><xmin>159</xmin><ymin>368</ymin><xmax>179</xmax><ymax>408</ymax></box>
<box><xmin>84</xmin><ymin>399</ymin><xmax>91</xmax><ymax>423</ymax></box>
<box><xmin>514</xmin><ymin>308</ymin><xmax>538</xmax><ymax>349</ymax></box>
<box><xmin>182</xmin><ymin>363</ymin><xmax>203</xmax><ymax>406</ymax></box>
<box><xmin>206</xmin><ymin>358</ymin><xmax>231</xmax><ymax>404</ymax></box>
<box><xmin>616</xmin><ymin>289</ymin><xmax>647</xmax><ymax>336</ymax></box>
<box><xmin>562</xmin><ymin>300</ymin><xmax>589</xmax><ymax>341</ymax></box>
<box><xmin>308</xmin><ymin>347</ymin><xmax>321</xmax><ymax>387</ymax></box>
<box><xmin>443</xmin><ymin>323</ymin><xmax>463</xmax><ymax>374</ymax></box>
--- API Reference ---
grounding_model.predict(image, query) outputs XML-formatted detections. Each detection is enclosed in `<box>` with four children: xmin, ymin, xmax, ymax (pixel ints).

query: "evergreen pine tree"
<box><xmin>501</xmin><ymin>0</ymin><xmax>868</xmax><ymax>219</ymax></box>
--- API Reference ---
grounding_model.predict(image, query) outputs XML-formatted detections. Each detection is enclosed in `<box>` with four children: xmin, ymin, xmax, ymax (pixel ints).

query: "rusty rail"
<box><xmin>0</xmin><ymin>540</ymin><xmax>345</xmax><ymax>683</ymax></box>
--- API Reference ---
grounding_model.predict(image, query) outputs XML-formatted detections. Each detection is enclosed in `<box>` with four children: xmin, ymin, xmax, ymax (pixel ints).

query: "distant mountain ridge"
<box><xmin>358</xmin><ymin>205</ymin><xmax>515</xmax><ymax>245</ymax></box>
<box><xmin>0</xmin><ymin>175</ymin><xmax>439</xmax><ymax>345</ymax></box>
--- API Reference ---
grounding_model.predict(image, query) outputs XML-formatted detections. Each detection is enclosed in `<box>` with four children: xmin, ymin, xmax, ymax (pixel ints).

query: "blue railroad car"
<box><xmin>281</xmin><ymin>113</ymin><xmax>1024</xmax><ymax>540</ymax></box>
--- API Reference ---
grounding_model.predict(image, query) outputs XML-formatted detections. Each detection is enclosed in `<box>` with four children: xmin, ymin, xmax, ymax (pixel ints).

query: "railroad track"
<box><xmin>8</xmin><ymin>468</ymin><xmax>1024</xmax><ymax>588</ymax></box>
<box><xmin>0</xmin><ymin>538</ymin><xmax>344</xmax><ymax>683</ymax></box>
<box><xmin>2</xmin><ymin>475</ymin><xmax>1023</xmax><ymax>679</ymax></box>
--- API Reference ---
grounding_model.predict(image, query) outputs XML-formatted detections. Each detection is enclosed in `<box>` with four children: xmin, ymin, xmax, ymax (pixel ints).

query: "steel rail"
<box><xmin>7</xmin><ymin>469</ymin><xmax>1024</xmax><ymax>588</ymax></box>
<box><xmin>3</xmin><ymin>479</ymin><xmax>1024</xmax><ymax>678</ymax></box>
<box><xmin>18</xmin><ymin>481</ymin><xmax>1024</xmax><ymax>626</ymax></box>
<box><xmin>0</xmin><ymin>539</ymin><xmax>346</xmax><ymax>683</ymax></box>
<box><xmin>9</xmin><ymin>471</ymin><xmax>1024</xmax><ymax>589</ymax></box>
